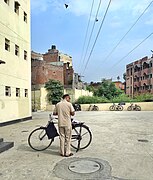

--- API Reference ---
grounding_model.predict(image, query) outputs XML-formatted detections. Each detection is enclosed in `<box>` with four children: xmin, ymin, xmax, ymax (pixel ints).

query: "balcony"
<box><xmin>134</xmin><ymin>81</ymin><xmax>141</xmax><ymax>87</ymax></box>
<box><xmin>141</xmin><ymin>79</ymin><xmax>151</xmax><ymax>85</ymax></box>
<box><xmin>142</xmin><ymin>68</ymin><xmax>149</xmax><ymax>75</ymax></box>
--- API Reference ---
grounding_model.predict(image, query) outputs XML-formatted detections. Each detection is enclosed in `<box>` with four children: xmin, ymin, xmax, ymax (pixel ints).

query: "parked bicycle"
<box><xmin>109</xmin><ymin>103</ymin><xmax>123</xmax><ymax>111</ymax></box>
<box><xmin>28</xmin><ymin>114</ymin><xmax>92</xmax><ymax>152</ymax></box>
<box><xmin>127</xmin><ymin>103</ymin><xmax>141</xmax><ymax>111</ymax></box>
<box><xmin>73</xmin><ymin>103</ymin><xmax>81</xmax><ymax>111</ymax></box>
<box><xmin>88</xmin><ymin>104</ymin><xmax>99</xmax><ymax>111</ymax></box>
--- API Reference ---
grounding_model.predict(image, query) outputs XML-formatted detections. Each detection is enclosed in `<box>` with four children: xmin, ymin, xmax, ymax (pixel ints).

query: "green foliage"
<box><xmin>111</xmin><ymin>94</ymin><xmax>132</xmax><ymax>103</ymax></box>
<box><xmin>94</xmin><ymin>80</ymin><xmax>122</xmax><ymax>99</ymax></box>
<box><xmin>133</xmin><ymin>93</ymin><xmax>153</xmax><ymax>102</ymax></box>
<box><xmin>86</xmin><ymin>85</ymin><xmax>95</xmax><ymax>92</ymax></box>
<box><xmin>76</xmin><ymin>96</ymin><xmax>109</xmax><ymax>104</ymax></box>
<box><xmin>44</xmin><ymin>79</ymin><xmax>64</xmax><ymax>104</ymax></box>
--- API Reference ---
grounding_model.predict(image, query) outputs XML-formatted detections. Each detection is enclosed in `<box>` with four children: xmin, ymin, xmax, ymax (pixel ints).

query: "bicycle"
<box><xmin>127</xmin><ymin>103</ymin><xmax>141</xmax><ymax>111</ymax></box>
<box><xmin>28</xmin><ymin>114</ymin><xmax>92</xmax><ymax>152</ymax></box>
<box><xmin>88</xmin><ymin>104</ymin><xmax>99</xmax><ymax>111</ymax></box>
<box><xmin>109</xmin><ymin>103</ymin><xmax>123</xmax><ymax>111</ymax></box>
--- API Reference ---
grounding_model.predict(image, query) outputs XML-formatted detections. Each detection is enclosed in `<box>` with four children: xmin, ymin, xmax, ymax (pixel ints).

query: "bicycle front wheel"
<box><xmin>71</xmin><ymin>124</ymin><xmax>92</xmax><ymax>150</ymax></box>
<box><xmin>136</xmin><ymin>106</ymin><xmax>141</xmax><ymax>111</ymax></box>
<box><xmin>28</xmin><ymin>127</ymin><xmax>53</xmax><ymax>151</ymax></box>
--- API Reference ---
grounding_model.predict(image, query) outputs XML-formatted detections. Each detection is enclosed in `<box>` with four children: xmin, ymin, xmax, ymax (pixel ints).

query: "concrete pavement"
<box><xmin>0</xmin><ymin>111</ymin><xmax>153</xmax><ymax>180</ymax></box>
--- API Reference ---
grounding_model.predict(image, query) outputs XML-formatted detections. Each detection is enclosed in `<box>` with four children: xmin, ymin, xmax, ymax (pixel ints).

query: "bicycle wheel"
<box><xmin>109</xmin><ymin>105</ymin><xmax>114</xmax><ymax>111</ymax></box>
<box><xmin>93</xmin><ymin>106</ymin><xmax>99</xmax><ymax>111</ymax></box>
<box><xmin>118</xmin><ymin>105</ymin><xmax>123</xmax><ymax>111</ymax></box>
<box><xmin>136</xmin><ymin>106</ymin><xmax>141</xmax><ymax>111</ymax></box>
<box><xmin>71</xmin><ymin>124</ymin><xmax>92</xmax><ymax>150</ymax></box>
<box><xmin>28</xmin><ymin>127</ymin><xmax>53</xmax><ymax>151</ymax></box>
<box><xmin>127</xmin><ymin>106</ymin><xmax>132</xmax><ymax>111</ymax></box>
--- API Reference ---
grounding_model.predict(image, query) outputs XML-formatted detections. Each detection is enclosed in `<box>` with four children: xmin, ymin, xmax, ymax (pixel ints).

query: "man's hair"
<box><xmin>62</xmin><ymin>94</ymin><xmax>70</xmax><ymax>99</ymax></box>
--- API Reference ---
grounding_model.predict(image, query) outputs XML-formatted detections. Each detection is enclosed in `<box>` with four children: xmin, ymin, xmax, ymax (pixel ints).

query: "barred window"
<box><xmin>25</xmin><ymin>89</ymin><xmax>28</xmax><ymax>97</ymax></box>
<box><xmin>24</xmin><ymin>12</ymin><xmax>27</xmax><ymax>22</ymax></box>
<box><xmin>5</xmin><ymin>38</ymin><xmax>10</xmax><ymax>51</ymax></box>
<box><xmin>14</xmin><ymin>1</ymin><xmax>20</xmax><ymax>14</ymax></box>
<box><xmin>15</xmin><ymin>44</ymin><xmax>19</xmax><ymax>56</ymax></box>
<box><xmin>24</xmin><ymin>50</ymin><xmax>27</xmax><ymax>60</ymax></box>
<box><xmin>16</xmin><ymin>88</ymin><xmax>20</xmax><ymax>97</ymax></box>
<box><xmin>5</xmin><ymin>86</ymin><xmax>11</xmax><ymax>96</ymax></box>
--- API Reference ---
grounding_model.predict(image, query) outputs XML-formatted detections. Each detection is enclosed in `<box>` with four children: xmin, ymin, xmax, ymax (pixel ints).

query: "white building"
<box><xmin>0</xmin><ymin>0</ymin><xmax>31</xmax><ymax>124</ymax></box>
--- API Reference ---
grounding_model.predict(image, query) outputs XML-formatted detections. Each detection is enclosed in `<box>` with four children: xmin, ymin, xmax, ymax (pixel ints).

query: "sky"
<box><xmin>31</xmin><ymin>0</ymin><xmax>153</xmax><ymax>83</ymax></box>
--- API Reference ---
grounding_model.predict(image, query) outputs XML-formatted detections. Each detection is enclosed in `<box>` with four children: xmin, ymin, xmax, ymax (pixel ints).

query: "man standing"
<box><xmin>53</xmin><ymin>94</ymin><xmax>75</xmax><ymax>157</ymax></box>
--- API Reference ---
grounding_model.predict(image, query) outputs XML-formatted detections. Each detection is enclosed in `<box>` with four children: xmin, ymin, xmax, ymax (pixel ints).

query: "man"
<box><xmin>53</xmin><ymin>94</ymin><xmax>75</xmax><ymax>157</ymax></box>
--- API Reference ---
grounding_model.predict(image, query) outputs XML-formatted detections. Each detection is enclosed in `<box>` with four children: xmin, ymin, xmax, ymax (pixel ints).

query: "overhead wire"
<box><xmin>110</xmin><ymin>32</ymin><xmax>153</xmax><ymax>68</ymax></box>
<box><xmin>78</xmin><ymin>0</ymin><xmax>95</xmax><ymax>73</ymax></box>
<box><xmin>82</xmin><ymin>0</ymin><xmax>112</xmax><ymax>75</ymax></box>
<box><xmin>103</xmin><ymin>0</ymin><xmax>153</xmax><ymax>63</ymax></box>
<box><xmin>80</xmin><ymin>0</ymin><xmax>102</xmax><ymax>74</ymax></box>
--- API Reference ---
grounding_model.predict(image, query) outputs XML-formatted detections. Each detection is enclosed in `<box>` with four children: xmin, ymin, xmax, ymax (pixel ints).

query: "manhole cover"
<box><xmin>68</xmin><ymin>159</ymin><xmax>102</xmax><ymax>174</ymax></box>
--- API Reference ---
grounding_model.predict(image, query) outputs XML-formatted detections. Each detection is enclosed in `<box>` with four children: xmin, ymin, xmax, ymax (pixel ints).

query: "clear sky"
<box><xmin>31</xmin><ymin>0</ymin><xmax>153</xmax><ymax>83</ymax></box>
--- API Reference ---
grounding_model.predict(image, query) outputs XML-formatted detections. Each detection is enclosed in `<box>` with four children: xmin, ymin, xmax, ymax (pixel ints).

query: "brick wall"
<box><xmin>31</xmin><ymin>60</ymin><xmax>64</xmax><ymax>85</ymax></box>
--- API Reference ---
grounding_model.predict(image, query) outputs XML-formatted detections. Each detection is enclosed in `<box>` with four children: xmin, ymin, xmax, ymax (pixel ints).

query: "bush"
<box><xmin>133</xmin><ymin>93</ymin><xmax>153</xmax><ymax>102</ymax></box>
<box><xmin>111</xmin><ymin>94</ymin><xmax>132</xmax><ymax>103</ymax></box>
<box><xmin>76</xmin><ymin>96</ymin><xmax>109</xmax><ymax>104</ymax></box>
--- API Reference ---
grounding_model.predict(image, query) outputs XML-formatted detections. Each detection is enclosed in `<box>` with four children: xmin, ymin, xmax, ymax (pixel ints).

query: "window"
<box><xmin>24</xmin><ymin>12</ymin><xmax>27</xmax><ymax>22</ymax></box>
<box><xmin>24</xmin><ymin>50</ymin><xmax>27</xmax><ymax>60</ymax></box>
<box><xmin>5</xmin><ymin>86</ymin><xmax>11</xmax><ymax>96</ymax></box>
<box><xmin>16</xmin><ymin>88</ymin><xmax>20</xmax><ymax>97</ymax></box>
<box><xmin>15</xmin><ymin>44</ymin><xmax>19</xmax><ymax>56</ymax></box>
<box><xmin>4</xmin><ymin>0</ymin><xmax>9</xmax><ymax>5</ymax></box>
<box><xmin>14</xmin><ymin>1</ymin><xmax>20</xmax><ymax>14</ymax></box>
<box><xmin>25</xmin><ymin>89</ymin><xmax>28</xmax><ymax>97</ymax></box>
<box><xmin>5</xmin><ymin>38</ymin><xmax>10</xmax><ymax>51</ymax></box>
<box><xmin>150</xmin><ymin>74</ymin><xmax>152</xmax><ymax>78</ymax></box>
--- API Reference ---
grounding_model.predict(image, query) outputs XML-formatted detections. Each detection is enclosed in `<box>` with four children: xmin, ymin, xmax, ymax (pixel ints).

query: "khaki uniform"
<box><xmin>54</xmin><ymin>99</ymin><xmax>75</xmax><ymax>156</ymax></box>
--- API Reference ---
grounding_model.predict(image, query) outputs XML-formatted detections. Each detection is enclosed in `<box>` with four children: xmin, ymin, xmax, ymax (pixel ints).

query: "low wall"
<box><xmin>47</xmin><ymin>102</ymin><xmax>153</xmax><ymax>112</ymax></box>
<box><xmin>81</xmin><ymin>102</ymin><xmax>153</xmax><ymax>111</ymax></box>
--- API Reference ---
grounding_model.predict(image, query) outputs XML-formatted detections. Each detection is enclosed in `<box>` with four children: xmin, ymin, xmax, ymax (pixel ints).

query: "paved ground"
<box><xmin>0</xmin><ymin>111</ymin><xmax>153</xmax><ymax>180</ymax></box>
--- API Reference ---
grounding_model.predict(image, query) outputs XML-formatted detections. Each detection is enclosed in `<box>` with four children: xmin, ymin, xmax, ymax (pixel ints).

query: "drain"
<box><xmin>68</xmin><ymin>159</ymin><xmax>102</xmax><ymax>174</ymax></box>
<box><xmin>53</xmin><ymin>157</ymin><xmax>113</xmax><ymax>179</ymax></box>
<box><xmin>138</xmin><ymin>139</ymin><xmax>149</xmax><ymax>143</ymax></box>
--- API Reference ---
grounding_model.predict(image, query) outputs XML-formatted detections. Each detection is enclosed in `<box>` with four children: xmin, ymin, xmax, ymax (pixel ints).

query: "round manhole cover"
<box><xmin>68</xmin><ymin>159</ymin><xmax>102</xmax><ymax>174</ymax></box>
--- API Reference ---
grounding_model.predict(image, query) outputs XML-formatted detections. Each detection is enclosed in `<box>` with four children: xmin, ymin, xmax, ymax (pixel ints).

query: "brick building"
<box><xmin>43</xmin><ymin>45</ymin><xmax>74</xmax><ymax>87</ymax></box>
<box><xmin>31</xmin><ymin>45</ymin><xmax>74</xmax><ymax>88</ymax></box>
<box><xmin>126</xmin><ymin>56</ymin><xmax>153</xmax><ymax>97</ymax></box>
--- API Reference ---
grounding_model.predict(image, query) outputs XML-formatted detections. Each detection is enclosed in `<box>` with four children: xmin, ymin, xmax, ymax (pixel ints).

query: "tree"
<box><xmin>45</xmin><ymin>79</ymin><xmax>64</xmax><ymax>104</ymax></box>
<box><xmin>94</xmin><ymin>80</ymin><xmax>122</xmax><ymax>100</ymax></box>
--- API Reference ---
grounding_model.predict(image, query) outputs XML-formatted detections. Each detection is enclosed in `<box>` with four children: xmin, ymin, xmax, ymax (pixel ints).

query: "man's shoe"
<box><xmin>60</xmin><ymin>154</ymin><xmax>65</xmax><ymax>157</ymax></box>
<box><xmin>65</xmin><ymin>153</ymin><xmax>73</xmax><ymax>157</ymax></box>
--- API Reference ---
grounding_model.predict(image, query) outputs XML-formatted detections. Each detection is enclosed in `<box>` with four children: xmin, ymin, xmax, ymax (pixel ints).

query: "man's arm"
<box><xmin>70</xmin><ymin>111</ymin><xmax>75</xmax><ymax>116</ymax></box>
<box><xmin>70</xmin><ymin>103</ymin><xmax>75</xmax><ymax>116</ymax></box>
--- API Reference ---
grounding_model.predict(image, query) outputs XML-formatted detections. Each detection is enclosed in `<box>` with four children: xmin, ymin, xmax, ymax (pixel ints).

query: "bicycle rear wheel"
<box><xmin>109</xmin><ymin>105</ymin><xmax>114</xmax><ymax>111</ymax></box>
<box><xmin>71</xmin><ymin>124</ymin><xmax>92</xmax><ymax>150</ymax></box>
<box><xmin>28</xmin><ymin>127</ymin><xmax>53</xmax><ymax>151</ymax></box>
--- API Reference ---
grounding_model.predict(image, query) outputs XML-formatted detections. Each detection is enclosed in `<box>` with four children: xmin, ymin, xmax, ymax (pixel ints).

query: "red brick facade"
<box><xmin>32</xmin><ymin>59</ymin><xmax>64</xmax><ymax>85</ymax></box>
<box><xmin>31</xmin><ymin>45</ymin><xmax>74</xmax><ymax>87</ymax></box>
<box><xmin>126</xmin><ymin>56</ymin><xmax>153</xmax><ymax>97</ymax></box>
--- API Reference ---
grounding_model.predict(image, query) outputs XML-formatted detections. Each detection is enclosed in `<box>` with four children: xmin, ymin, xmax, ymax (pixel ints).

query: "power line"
<box><xmin>82</xmin><ymin>0</ymin><xmax>112</xmax><ymax>75</ymax></box>
<box><xmin>78</xmin><ymin>0</ymin><xmax>95</xmax><ymax>73</ymax></box>
<box><xmin>103</xmin><ymin>0</ymin><xmax>153</xmax><ymax>63</ymax></box>
<box><xmin>80</xmin><ymin>0</ymin><xmax>102</xmax><ymax>74</ymax></box>
<box><xmin>0</xmin><ymin>20</ymin><xmax>29</xmax><ymax>44</ymax></box>
<box><xmin>111</xmin><ymin>32</ymin><xmax>153</xmax><ymax>68</ymax></box>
